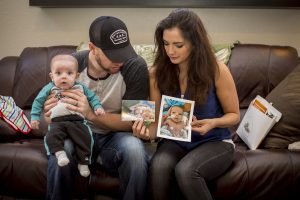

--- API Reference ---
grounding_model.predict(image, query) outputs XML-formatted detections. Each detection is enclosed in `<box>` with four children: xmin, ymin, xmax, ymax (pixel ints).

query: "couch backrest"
<box><xmin>133</xmin><ymin>43</ymin><xmax>299</xmax><ymax>110</ymax></box>
<box><xmin>228</xmin><ymin>44</ymin><xmax>299</xmax><ymax>109</ymax></box>
<box><xmin>0</xmin><ymin>56</ymin><xmax>18</xmax><ymax>97</ymax></box>
<box><xmin>1</xmin><ymin>44</ymin><xmax>299</xmax><ymax>111</ymax></box>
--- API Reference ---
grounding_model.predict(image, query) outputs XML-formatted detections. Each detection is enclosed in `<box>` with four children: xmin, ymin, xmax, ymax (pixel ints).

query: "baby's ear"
<box><xmin>76</xmin><ymin>72</ymin><xmax>80</xmax><ymax>78</ymax></box>
<box><xmin>168</xmin><ymin>107</ymin><xmax>172</xmax><ymax>115</ymax></box>
<box><xmin>49</xmin><ymin>72</ymin><xmax>53</xmax><ymax>81</ymax></box>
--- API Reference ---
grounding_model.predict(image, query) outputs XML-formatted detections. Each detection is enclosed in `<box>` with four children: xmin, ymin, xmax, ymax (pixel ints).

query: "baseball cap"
<box><xmin>89</xmin><ymin>16</ymin><xmax>137</xmax><ymax>63</ymax></box>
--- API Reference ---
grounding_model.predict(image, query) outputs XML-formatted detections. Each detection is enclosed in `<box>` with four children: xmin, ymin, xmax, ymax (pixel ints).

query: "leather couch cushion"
<box><xmin>0</xmin><ymin>119</ymin><xmax>18</xmax><ymax>142</ymax></box>
<box><xmin>0</xmin><ymin>110</ymin><xmax>47</xmax><ymax>142</ymax></box>
<box><xmin>0</xmin><ymin>140</ymin><xmax>47</xmax><ymax>198</ymax></box>
<box><xmin>211</xmin><ymin>145</ymin><xmax>300</xmax><ymax>200</ymax></box>
<box><xmin>262</xmin><ymin>63</ymin><xmax>300</xmax><ymax>148</ymax></box>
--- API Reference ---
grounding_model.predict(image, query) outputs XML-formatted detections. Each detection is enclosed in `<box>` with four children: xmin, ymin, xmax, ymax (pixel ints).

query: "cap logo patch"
<box><xmin>110</xmin><ymin>29</ymin><xmax>128</xmax><ymax>45</ymax></box>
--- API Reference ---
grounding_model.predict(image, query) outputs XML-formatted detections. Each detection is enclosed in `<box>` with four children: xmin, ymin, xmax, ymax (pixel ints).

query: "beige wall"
<box><xmin>1</xmin><ymin>0</ymin><xmax>300</xmax><ymax>59</ymax></box>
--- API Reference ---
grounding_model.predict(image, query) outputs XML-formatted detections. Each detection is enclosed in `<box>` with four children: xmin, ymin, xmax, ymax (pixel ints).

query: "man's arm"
<box><xmin>88</xmin><ymin>112</ymin><xmax>132</xmax><ymax>131</ymax></box>
<box><xmin>122</xmin><ymin>56</ymin><xmax>149</xmax><ymax>100</ymax></box>
<box><xmin>89</xmin><ymin>56</ymin><xmax>149</xmax><ymax>131</ymax></box>
<box><xmin>80</xmin><ymin>83</ymin><xmax>102</xmax><ymax>110</ymax></box>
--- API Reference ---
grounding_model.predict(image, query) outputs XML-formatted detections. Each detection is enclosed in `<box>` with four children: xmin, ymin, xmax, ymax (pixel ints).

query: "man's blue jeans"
<box><xmin>46</xmin><ymin>132</ymin><xmax>149</xmax><ymax>200</ymax></box>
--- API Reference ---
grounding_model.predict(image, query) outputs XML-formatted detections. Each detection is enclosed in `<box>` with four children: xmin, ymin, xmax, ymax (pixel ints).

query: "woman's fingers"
<box><xmin>192</xmin><ymin>115</ymin><xmax>197</xmax><ymax>121</ymax></box>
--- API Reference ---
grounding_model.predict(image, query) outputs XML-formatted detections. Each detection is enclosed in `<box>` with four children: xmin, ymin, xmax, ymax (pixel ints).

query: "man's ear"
<box><xmin>89</xmin><ymin>42</ymin><xmax>96</xmax><ymax>55</ymax></box>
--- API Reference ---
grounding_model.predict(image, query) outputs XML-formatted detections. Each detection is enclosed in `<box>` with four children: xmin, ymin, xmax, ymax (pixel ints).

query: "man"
<box><xmin>45</xmin><ymin>16</ymin><xmax>150</xmax><ymax>200</ymax></box>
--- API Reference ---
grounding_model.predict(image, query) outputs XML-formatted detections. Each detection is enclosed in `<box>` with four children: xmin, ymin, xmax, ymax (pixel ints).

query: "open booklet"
<box><xmin>236</xmin><ymin>95</ymin><xmax>282</xmax><ymax>150</ymax></box>
<box><xmin>121</xmin><ymin>100</ymin><xmax>155</xmax><ymax>122</ymax></box>
<box><xmin>157</xmin><ymin>95</ymin><xmax>195</xmax><ymax>142</ymax></box>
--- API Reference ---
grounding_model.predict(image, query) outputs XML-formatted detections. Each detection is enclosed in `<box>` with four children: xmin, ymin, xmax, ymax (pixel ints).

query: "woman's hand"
<box><xmin>132</xmin><ymin>120</ymin><xmax>151</xmax><ymax>141</ymax></box>
<box><xmin>191</xmin><ymin>116</ymin><xmax>216</xmax><ymax>135</ymax></box>
<box><xmin>61</xmin><ymin>89</ymin><xmax>94</xmax><ymax>119</ymax></box>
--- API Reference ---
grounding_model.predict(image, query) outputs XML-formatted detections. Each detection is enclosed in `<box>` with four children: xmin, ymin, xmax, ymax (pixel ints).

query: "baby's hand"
<box><xmin>31</xmin><ymin>120</ymin><xmax>40</xmax><ymax>130</ymax></box>
<box><xmin>95</xmin><ymin>108</ymin><xmax>105</xmax><ymax>116</ymax></box>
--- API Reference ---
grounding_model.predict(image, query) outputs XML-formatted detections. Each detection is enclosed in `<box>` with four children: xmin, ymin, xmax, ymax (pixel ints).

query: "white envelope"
<box><xmin>236</xmin><ymin>95</ymin><xmax>282</xmax><ymax>150</ymax></box>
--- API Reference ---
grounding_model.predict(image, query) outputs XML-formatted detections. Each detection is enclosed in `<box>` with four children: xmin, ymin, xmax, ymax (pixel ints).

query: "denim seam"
<box><xmin>194</xmin><ymin>143</ymin><xmax>234</xmax><ymax>174</ymax></box>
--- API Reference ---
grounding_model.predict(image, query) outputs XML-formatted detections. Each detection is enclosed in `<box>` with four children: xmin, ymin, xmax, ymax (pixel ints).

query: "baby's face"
<box><xmin>50</xmin><ymin>60</ymin><xmax>78</xmax><ymax>90</ymax></box>
<box><xmin>170</xmin><ymin>106</ymin><xmax>183</xmax><ymax>123</ymax></box>
<box><xmin>142</xmin><ymin>109</ymin><xmax>153</xmax><ymax>120</ymax></box>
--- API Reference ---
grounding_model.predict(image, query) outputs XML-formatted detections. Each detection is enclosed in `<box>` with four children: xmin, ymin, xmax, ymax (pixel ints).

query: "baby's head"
<box><xmin>168</xmin><ymin>106</ymin><xmax>184</xmax><ymax>123</ymax></box>
<box><xmin>49</xmin><ymin>54</ymin><xmax>79</xmax><ymax>90</ymax></box>
<box><xmin>142</xmin><ymin>108</ymin><xmax>154</xmax><ymax>121</ymax></box>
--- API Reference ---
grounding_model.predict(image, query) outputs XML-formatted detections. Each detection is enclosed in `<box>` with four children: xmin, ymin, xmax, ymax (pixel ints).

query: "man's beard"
<box><xmin>96</xmin><ymin>57</ymin><xmax>112</xmax><ymax>74</ymax></box>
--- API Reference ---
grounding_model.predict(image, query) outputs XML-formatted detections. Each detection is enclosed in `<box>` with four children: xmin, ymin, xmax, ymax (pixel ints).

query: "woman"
<box><xmin>133</xmin><ymin>8</ymin><xmax>240</xmax><ymax>200</ymax></box>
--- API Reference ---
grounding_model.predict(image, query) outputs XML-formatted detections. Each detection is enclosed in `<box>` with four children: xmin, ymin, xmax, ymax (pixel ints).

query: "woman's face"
<box><xmin>163</xmin><ymin>27</ymin><xmax>192</xmax><ymax>67</ymax></box>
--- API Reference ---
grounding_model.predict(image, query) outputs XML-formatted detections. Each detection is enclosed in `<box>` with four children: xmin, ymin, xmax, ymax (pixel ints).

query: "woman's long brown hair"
<box><xmin>153</xmin><ymin>8</ymin><xmax>218</xmax><ymax>105</ymax></box>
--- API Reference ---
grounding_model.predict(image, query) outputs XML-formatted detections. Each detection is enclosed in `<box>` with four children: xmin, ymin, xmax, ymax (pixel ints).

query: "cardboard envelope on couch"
<box><xmin>236</xmin><ymin>95</ymin><xmax>282</xmax><ymax>150</ymax></box>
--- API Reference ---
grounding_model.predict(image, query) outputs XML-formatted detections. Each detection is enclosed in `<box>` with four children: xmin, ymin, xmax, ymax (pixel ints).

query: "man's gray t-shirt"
<box><xmin>73</xmin><ymin>50</ymin><xmax>149</xmax><ymax>134</ymax></box>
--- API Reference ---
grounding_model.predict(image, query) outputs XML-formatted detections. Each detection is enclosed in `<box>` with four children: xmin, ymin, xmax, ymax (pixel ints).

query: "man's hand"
<box><xmin>43</xmin><ymin>93</ymin><xmax>57</xmax><ymax>118</ymax></box>
<box><xmin>61</xmin><ymin>89</ymin><xmax>94</xmax><ymax>120</ymax></box>
<box><xmin>132</xmin><ymin>120</ymin><xmax>151</xmax><ymax>141</ymax></box>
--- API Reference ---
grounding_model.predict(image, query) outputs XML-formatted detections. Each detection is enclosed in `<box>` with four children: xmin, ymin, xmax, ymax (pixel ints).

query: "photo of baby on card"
<box><xmin>121</xmin><ymin>100</ymin><xmax>155</xmax><ymax>122</ymax></box>
<box><xmin>157</xmin><ymin>95</ymin><xmax>195</xmax><ymax>142</ymax></box>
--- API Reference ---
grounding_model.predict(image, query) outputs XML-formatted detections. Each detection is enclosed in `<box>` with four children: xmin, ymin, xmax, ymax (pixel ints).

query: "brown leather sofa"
<box><xmin>0</xmin><ymin>44</ymin><xmax>300</xmax><ymax>200</ymax></box>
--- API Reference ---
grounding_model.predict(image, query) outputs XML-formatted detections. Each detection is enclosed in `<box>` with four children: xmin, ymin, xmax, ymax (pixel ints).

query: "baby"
<box><xmin>141</xmin><ymin>108</ymin><xmax>155</xmax><ymax>121</ymax></box>
<box><xmin>30</xmin><ymin>54</ymin><xmax>105</xmax><ymax>177</ymax></box>
<box><xmin>162</xmin><ymin>106</ymin><xmax>187</xmax><ymax>138</ymax></box>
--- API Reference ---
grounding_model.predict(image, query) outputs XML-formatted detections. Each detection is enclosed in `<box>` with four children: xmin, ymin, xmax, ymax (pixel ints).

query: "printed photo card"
<box><xmin>157</xmin><ymin>95</ymin><xmax>195</xmax><ymax>142</ymax></box>
<box><xmin>121</xmin><ymin>100</ymin><xmax>155</xmax><ymax>122</ymax></box>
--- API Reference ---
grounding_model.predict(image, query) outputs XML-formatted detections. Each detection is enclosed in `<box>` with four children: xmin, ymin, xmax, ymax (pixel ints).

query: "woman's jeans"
<box><xmin>46</xmin><ymin>132</ymin><xmax>149</xmax><ymax>200</ymax></box>
<box><xmin>149</xmin><ymin>139</ymin><xmax>234</xmax><ymax>200</ymax></box>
